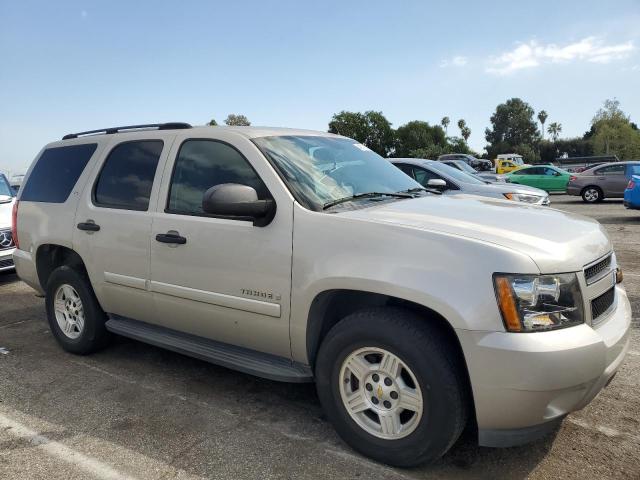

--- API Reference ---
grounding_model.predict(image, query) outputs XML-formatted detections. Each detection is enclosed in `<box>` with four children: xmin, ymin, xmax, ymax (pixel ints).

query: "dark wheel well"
<box><xmin>581</xmin><ymin>185</ymin><xmax>603</xmax><ymax>196</ymax></box>
<box><xmin>36</xmin><ymin>245</ymin><xmax>88</xmax><ymax>290</ymax></box>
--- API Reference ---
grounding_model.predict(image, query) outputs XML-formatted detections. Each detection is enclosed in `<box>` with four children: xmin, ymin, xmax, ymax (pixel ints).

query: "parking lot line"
<box><xmin>0</xmin><ymin>412</ymin><xmax>137</xmax><ymax>480</ymax></box>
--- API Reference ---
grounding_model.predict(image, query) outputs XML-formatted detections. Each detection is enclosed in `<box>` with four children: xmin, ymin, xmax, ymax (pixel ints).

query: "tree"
<box><xmin>328</xmin><ymin>111</ymin><xmax>394</xmax><ymax>156</ymax></box>
<box><xmin>461</xmin><ymin>126</ymin><xmax>471</xmax><ymax>143</ymax></box>
<box><xmin>547</xmin><ymin>122</ymin><xmax>562</xmax><ymax>141</ymax></box>
<box><xmin>224</xmin><ymin>114</ymin><xmax>251</xmax><ymax>126</ymax></box>
<box><xmin>394</xmin><ymin>120</ymin><xmax>447</xmax><ymax>157</ymax></box>
<box><xmin>589</xmin><ymin>99</ymin><xmax>640</xmax><ymax>159</ymax></box>
<box><xmin>537</xmin><ymin>110</ymin><xmax>548</xmax><ymax>139</ymax></box>
<box><xmin>457</xmin><ymin>119</ymin><xmax>466</xmax><ymax>133</ymax></box>
<box><xmin>485</xmin><ymin>98</ymin><xmax>540</xmax><ymax>159</ymax></box>
<box><xmin>441</xmin><ymin>116</ymin><xmax>450</xmax><ymax>135</ymax></box>
<box><xmin>207</xmin><ymin>118</ymin><xmax>218</xmax><ymax>126</ymax></box>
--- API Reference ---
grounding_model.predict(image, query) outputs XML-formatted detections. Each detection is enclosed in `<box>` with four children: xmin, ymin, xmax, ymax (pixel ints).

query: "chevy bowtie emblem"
<box><xmin>377</xmin><ymin>385</ymin><xmax>383</xmax><ymax>399</ymax></box>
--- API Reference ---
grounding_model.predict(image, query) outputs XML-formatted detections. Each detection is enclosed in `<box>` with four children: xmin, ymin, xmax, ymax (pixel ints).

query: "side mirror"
<box><xmin>427</xmin><ymin>178</ymin><xmax>448</xmax><ymax>190</ymax></box>
<box><xmin>202</xmin><ymin>184</ymin><xmax>276</xmax><ymax>227</ymax></box>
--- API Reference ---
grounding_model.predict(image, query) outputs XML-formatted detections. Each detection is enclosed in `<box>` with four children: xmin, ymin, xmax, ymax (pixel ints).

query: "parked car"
<box><xmin>567</xmin><ymin>162</ymin><xmax>640</xmax><ymax>203</ymax></box>
<box><xmin>391</xmin><ymin>159</ymin><xmax>549</xmax><ymax>205</ymax></box>
<box><xmin>623</xmin><ymin>175</ymin><xmax>640</xmax><ymax>210</ymax></box>
<box><xmin>438</xmin><ymin>159</ymin><xmax>507</xmax><ymax>183</ymax></box>
<box><xmin>9</xmin><ymin>174</ymin><xmax>24</xmax><ymax>195</ymax></box>
<box><xmin>506</xmin><ymin>165</ymin><xmax>571</xmax><ymax>192</ymax></box>
<box><xmin>571</xmin><ymin>163</ymin><xmax>605</xmax><ymax>174</ymax></box>
<box><xmin>0</xmin><ymin>173</ymin><xmax>16</xmax><ymax>271</ymax></box>
<box><xmin>495</xmin><ymin>154</ymin><xmax>528</xmax><ymax>174</ymax></box>
<box><xmin>437</xmin><ymin>153</ymin><xmax>493</xmax><ymax>171</ymax></box>
<box><xmin>14</xmin><ymin>123</ymin><xmax>631</xmax><ymax>467</ymax></box>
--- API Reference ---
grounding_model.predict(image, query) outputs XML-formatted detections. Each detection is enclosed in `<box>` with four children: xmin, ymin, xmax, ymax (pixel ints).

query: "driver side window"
<box><xmin>167</xmin><ymin>139</ymin><xmax>269</xmax><ymax>216</ymax></box>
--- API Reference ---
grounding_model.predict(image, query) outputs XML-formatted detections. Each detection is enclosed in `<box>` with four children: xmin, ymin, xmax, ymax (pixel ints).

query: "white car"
<box><xmin>13</xmin><ymin>123</ymin><xmax>631</xmax><ymax>466</ymax></box>
<box><xmin>0</xmin><ymin>173</ymin><xmax>16</xmax><ymax>271</ymax></box>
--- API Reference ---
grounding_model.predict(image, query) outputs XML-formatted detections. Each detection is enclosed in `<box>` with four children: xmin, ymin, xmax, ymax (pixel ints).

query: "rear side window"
<box><xmin>94</xmin><ymin>140</ymin><xmax>163</xmax><ymax>211</ymax></box>
<box><xmin>21</xmin><ymin>144</ymin><xmax>97</xmax><ymax>203</ymax></box>
<box><xmin>628</xmin><ymin>164</ymin><xmax>640</xmax><ymax>176</ymax></box>
<box><xmin>167</xmin><ymin>139</ymin><xmax>269</xmax><ymax>216</ymax></box>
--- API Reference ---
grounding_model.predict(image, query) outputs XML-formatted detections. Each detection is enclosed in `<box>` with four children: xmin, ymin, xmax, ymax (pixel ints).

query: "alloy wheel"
<box><xmin>53</xmin><ymin>284</ymin><xmax>85</xmax><ymax>339</ymax></box>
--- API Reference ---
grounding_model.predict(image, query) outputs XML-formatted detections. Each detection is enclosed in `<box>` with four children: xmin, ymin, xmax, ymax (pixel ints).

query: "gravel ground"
<box><xmin>0</xmin><ymin>195</ymin><xmax>638</xmax><ymax>479</ymax></box>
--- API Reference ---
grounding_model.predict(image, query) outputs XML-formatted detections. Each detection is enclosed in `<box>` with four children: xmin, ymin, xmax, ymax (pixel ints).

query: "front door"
<box><xmin>149</xmin><ymin>135</ymin><xmax>293</xmax><ymax>358</ymax></box>
<box><xmin>596</xmin><ymin>164</ymin><xmax>628</xmax><ymax>196</ymax></box>
<box><xmin>73</xmin><ymin>138</ymin><xmax>169</xmax><ymax>323</ymax></box>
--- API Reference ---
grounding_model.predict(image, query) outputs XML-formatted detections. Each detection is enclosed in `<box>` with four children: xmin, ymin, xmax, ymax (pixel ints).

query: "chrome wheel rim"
<box><xmin>339</xmin><ymin>347</ymin><xmax>423</xmax><ymax>440</ymax></box>
<box><xmin>584</xmin><ymin>189</ymin><xmax>599</xmax><ymax>202</ymax></box>
<box><xmin>53</xmin><ymin>284</ymin><xmax>85</xmax><ymax>339</ymax></box>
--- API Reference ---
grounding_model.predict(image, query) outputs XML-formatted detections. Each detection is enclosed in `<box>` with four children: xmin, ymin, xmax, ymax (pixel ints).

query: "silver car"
<box><xmin>439</xmin><ymin>159</ymin><xmax>507</xmax><ymax>183</ymax></box>
<box><xmin>566</xmin><ymin>161</ymin><xmax>640</xmax><ymax>203</ymax></box>
<box><xmin>391</xmin><ymin>158</ymin><xmax>550</xmax><ymax>205</ymax></box>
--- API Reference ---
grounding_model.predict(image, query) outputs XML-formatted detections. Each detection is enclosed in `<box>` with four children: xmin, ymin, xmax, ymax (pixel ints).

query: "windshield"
<box><xmin>430</xmin><ymin>162</ymin><xmax>486</xmax><ymax>185</ymax></box>
<box><xmin>455</xmin><ymin>161</ymin><xmax>478</xmax><ymax>174</ymax></box>
<box><xmin>253</xmin><ymin>136</ymin><xmax>422</xmax><ymax>210</ymax></box>
<box><xmin>0</xmin><ymin>175</ymin><xmax>13</xmax><ymax>197</ymax></box>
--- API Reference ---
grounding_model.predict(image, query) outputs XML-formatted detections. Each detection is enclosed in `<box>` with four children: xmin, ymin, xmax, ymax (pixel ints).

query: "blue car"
<box><xmin>624</xmin><ymin>175</ymin><xmax>640</xmax><ymax>209</ymax></box>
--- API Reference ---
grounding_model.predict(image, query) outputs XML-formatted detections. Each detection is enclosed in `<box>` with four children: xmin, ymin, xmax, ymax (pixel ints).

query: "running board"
<box><xmin>105</xmin><ymin>316</ymin><xmax>313</xmax><ymax>383</ymax></box>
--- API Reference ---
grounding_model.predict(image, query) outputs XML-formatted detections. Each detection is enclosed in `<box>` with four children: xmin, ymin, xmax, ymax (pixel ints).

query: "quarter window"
<box><xmin>167</xmin><ymin>140</ymin><xmax>269</xmax><ymax>216</ymax></box>
<box><xmin>94</xmin><ymin>140</ymin><xmax>163</xmax><ymax>210</ymax></box>
<box><xmin>21</xmin><ymin>144</ymin><xmax>97</xmax><ymax>203</ymax></box>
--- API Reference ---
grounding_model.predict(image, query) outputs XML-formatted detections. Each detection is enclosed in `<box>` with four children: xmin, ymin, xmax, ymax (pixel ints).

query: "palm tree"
<box><xmin>547</xmin><ymin>122</ymin><xmax>562</xmax><ymax>141</ymax></box>
<box><xmin>537</xmin><ymin>110</ymin><xmax>548</xmax><ymax>139</ymax></box>
<box><xmin>457</xmin><ymin>119</ymin><xmax>466</xmax><ymax>134</ymax></box>
<box><xmin>441</xmin><ymin>116</ymin><xmax>450</xmax><ymax>135</ymax></box>
<box><xmin>461</xmin><ymin>126</ymin><xmax>471</xmax><ymax>143</ymax></box>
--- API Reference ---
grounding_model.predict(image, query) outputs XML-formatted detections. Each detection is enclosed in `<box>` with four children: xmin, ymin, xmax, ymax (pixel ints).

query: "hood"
<box><xmin>471</xmin><ymin>182</ymin><xmax>548</xmax><ymax>196</ymax></box>
<box><xmin>339</xmin><ymin>194</ymin><xmax>610</xmax><ymax>273</ymax></box>
<box><xmin>0</xmin><ymin>197</ymin><xmax>14</xmax><ymax>228</ymax></box>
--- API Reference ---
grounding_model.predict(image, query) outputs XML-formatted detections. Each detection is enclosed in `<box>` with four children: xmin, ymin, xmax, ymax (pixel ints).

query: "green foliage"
<box><xmin>440</xmin><ymin>116</ymin><xmax>450</xmax><ymax>134</ymax></box>
<box><xmin>537</xmin><ymin>110</ymin><xmax>548</xmax><ymax>139</ymax></box>
<box><xmin>590</xmin><ymin>99</ymin><xmax>640</xmax><ymax>159</ymax></box>
<box><xmin>512</xmin><ymin>144</ymin><xmax>540</xmax><ymax>164</ymax></box>
<box><xmin>461</xmin><ymin>126</ymin><xmax>471</xmax><ymax>143</ymax></box>
<box><xmin>224</xmin><ymin>114</ymin><xmax>251</xmax><ymax>126</ymax></box>
<box><xmin>394</xmin><ymin>120</ymin><xmax>446</xmax><ymax>157</ymax></box>
<box><xmin>207</xmin><ymin>119</ymin><xmax>218</xmax><ymax>126</ymax></box>
<box><xmin>538</xmin><ymin>138</ymin><xmax>593</xmax><ymax>163</ymax></box>
<box><xmin>485</xmin><ymin>98</ymin><xmax>540</xmax><ymax>159</ymax></box>
<box><xmin>328</xmin><ymin>110</ymin><xmax>395</xmax><ymax>156</ymax></box>
<box><xmin>547</xmin><ymin>122</ymin><xmax>562</xmax><ymax>141</ymax></box>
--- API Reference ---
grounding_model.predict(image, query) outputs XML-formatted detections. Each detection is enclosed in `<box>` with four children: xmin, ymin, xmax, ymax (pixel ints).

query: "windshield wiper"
<box><xmin>322</xmin><ymin>191</ymin><xmax>413</xmax><ymax>210</ymax></box>
<box><xmin>398</xmin><ymin>186</ymin><xmax>442</xmax><ymax>195</ymax></box>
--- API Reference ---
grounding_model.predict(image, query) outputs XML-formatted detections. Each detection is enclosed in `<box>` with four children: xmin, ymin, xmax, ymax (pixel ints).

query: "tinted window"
<box><xmin>518</xmin><ymin>167</ymin><xmax>543</xmax><ymax>175</ymax></box>
<box><xmin>168</xmin><ymin>140</ymin><xmax>269</xmax><ymax>216</ymax></box>
<box><xmin>413</xmin><ymin>167</ymin><xmax>440</xmax><ymax>185</ymax></box>
<box><xmin>595</xmin><ymin>164</ymin><xmax>625</xmax><ymax>175</ymax></box>
<box><xmin>544</xmin><ymin>168</ymin><xmax>559</xmax><ymax>176</ymax></box>
<box><xmin>94</xmin><ymin>140</ymin><xmax>163</xmax><ymax>210</ymax></box>
<box><xmin>396</xmin><ymin>164</ymin><xmax>415</xmax><ymax>178</ymax></box>
<box><xmin>627</xmin><ymin>164</ymin><xmax>640</xmax><ymax>176</ymax></box>
<box><xmin>0</xmin><ymin>175</ymin><xmax>12</xmax><ymax>197</ymax></box>
<box><xmin>21</xmin><ymin>144</ymin><xmax>97</xmax><ymax>203</ymax></box>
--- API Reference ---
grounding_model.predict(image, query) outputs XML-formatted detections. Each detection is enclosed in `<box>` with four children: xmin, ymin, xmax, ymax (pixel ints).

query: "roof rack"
<box><xmin>62</xmin><ymin>122</ymin><xmax>192</xmax><ymax>140</ymax></box>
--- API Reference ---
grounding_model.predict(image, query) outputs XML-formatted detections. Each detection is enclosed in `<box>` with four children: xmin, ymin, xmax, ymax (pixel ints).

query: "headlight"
<box><xmin>493</xmin><ymin>273</ymin><xmax>584</xmax><ymax>332</ymax></box>
<box><xmin>503</xmin><ymin>193</ymin><xmax>545</xmax><ymax>204</ymax></box>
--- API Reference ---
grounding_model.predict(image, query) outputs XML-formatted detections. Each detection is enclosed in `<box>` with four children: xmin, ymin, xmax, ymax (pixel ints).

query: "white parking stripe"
<box><xmin>0</xmin><ymin>413</ymin><xmax>137</xmax><ymax>480</ymax></box>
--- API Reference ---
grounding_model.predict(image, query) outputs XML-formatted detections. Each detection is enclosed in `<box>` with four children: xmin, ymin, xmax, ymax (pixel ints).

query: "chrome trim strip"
<box><xmin>149</xmin><ymin>281</ymin><xmax>281</xmax><ymax>318</ymax></box>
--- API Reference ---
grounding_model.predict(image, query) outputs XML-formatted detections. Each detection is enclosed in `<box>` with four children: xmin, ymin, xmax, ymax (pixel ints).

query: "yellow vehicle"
<box><xmin>495</xmin><ymin>154</ymin><xmax>526</xmax><ymax>174</ymax></box>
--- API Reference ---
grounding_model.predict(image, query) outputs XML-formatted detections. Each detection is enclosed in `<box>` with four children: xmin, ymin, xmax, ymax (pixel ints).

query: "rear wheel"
<box><xmin>582</xmin><ymin>186</ymin><xmax>603</xmax><ymax>203</ymax></box>
<box><xmin>45</xmin><ymin>266</ymin><xmax>110</xmax><ymax>354</ymax></box>
<box><xmin>315</xmin><ymin>307</ymin><xmax>468</xmax><ymax>467</ymax></box>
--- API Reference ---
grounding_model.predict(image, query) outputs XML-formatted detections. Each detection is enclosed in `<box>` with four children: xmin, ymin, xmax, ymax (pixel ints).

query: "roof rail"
<box><xmin>62</xmin><ymin>122</ymin><xmax>192</xmax><ymax>140</ymax></box>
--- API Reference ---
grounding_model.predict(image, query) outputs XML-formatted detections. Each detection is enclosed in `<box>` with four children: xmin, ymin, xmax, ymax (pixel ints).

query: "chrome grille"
<box><xmin>591</xmin><ymin>287</ymin><xmax>615</xmax><ymax>322</ymax></box>
<box><xmin>584</xmin><ymin>255</ymin><xmax>612</xmax><ymax>284</ymax></box>
<box><xmin>0</xmin><ymin>229</ymin><xmax>14</xmax><ymax>250</ymax></box>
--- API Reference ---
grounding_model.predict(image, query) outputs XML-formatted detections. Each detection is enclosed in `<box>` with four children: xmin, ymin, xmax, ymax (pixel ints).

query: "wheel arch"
<box><xmin>35</xmin><ymin>244</ymin><xmax>89</xmax><ymax>290</ymax></box>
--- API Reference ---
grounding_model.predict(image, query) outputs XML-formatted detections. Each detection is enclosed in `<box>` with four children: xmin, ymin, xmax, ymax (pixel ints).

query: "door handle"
<box><xmin>155</xmin><ymin>231</ymin><xmax>187</xmax><ymax>245</ymax></box>
<box><xmin>77</xmin><ymin>221</ymin><xmax>100</xmax><ymax>232</ymax></box>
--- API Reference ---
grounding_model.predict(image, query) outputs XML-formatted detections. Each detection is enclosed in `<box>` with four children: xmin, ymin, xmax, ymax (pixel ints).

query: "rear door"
<box><xmin>595</xmin><ymin>164</ymin><xmax>627</xmax><ymax>196</ymax></box>
<box><xmin>148</xmin><ymin>132</ymin><xmax>294</xmax><ymax>358</ymax></box>
<box><xmin>73</xmin><ymin>136</ymin><xmax>171</xmax><ymax>323</ymax></box>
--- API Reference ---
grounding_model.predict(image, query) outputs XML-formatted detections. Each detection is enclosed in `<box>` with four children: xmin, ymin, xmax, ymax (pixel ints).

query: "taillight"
<box><xmin>570</xmin><ymin>176</ymin><xmax>578</xmax><ymax>182</ymax></box>
<box><xmin>628</xmin><ymin>179</ymin><xmax>636</xmax><ymax>189</ymax></box>
<box><xmin>11</xmin><ymin>200</ymin><xmax>19</xmax><ymax>249</ymax></box>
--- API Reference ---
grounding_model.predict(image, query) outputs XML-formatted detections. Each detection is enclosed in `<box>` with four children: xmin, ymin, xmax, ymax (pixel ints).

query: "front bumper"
<box><xmin>0</xmin><ymin>247</ymin><xmax>16</xmax><ymax>271</ymax></box>
<box><xmin>457</xmin><ymin>285</ymin><xmax>631</xmax><ymax>447</ymax></box>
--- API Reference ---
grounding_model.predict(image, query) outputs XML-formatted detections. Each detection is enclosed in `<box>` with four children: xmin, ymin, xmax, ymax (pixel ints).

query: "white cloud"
<box><xmin>440</xmin><ymin>55</ymin><xmax>468</xmax><ymax>68</ymax></box>
<box><xmin>486</xmin><ymin>37</ymin><xmax>635</xmax><ymax>75</ymax></box>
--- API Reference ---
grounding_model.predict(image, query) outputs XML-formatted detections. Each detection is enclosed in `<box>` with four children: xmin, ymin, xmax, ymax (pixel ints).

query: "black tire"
<box><xmin>581</xmin><ymin>186</ymin><xmax>603</xmax><ymax>203</ymax></box>
<box><xmin>45</xmin><ymin>265</ymin><xmax>111</xmax><ymax>354</ymax></box>
<box><xmin>315</xmin><ymin>307</ymin><xmax>468</xmax><ymax>467</ymax></box>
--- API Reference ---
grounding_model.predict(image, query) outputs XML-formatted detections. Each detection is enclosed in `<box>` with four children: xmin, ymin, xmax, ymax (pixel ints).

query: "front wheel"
<box><xmin>315</xmin><ymin>308</ymin><xmax>468</xmax><ymax>467</ymax></box>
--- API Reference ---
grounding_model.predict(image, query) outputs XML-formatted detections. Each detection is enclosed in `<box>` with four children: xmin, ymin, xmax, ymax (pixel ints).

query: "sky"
<box><xmin>1</xmin><ymin>0</ymin><xmax>639</xmax><ymax>174</ymax></box>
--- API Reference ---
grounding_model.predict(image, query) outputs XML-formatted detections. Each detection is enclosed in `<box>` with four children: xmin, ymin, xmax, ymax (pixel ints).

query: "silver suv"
<box><xmin>14</xmin><ymin>123</ymin><xmax>631</xmax><ymax>466</ymax></box>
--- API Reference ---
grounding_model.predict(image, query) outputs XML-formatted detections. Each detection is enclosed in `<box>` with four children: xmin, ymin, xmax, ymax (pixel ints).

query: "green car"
<box><xmin>506</xmin><ymin>165</ymin><xmax>571</xmax><ymax>192</ymax></box>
